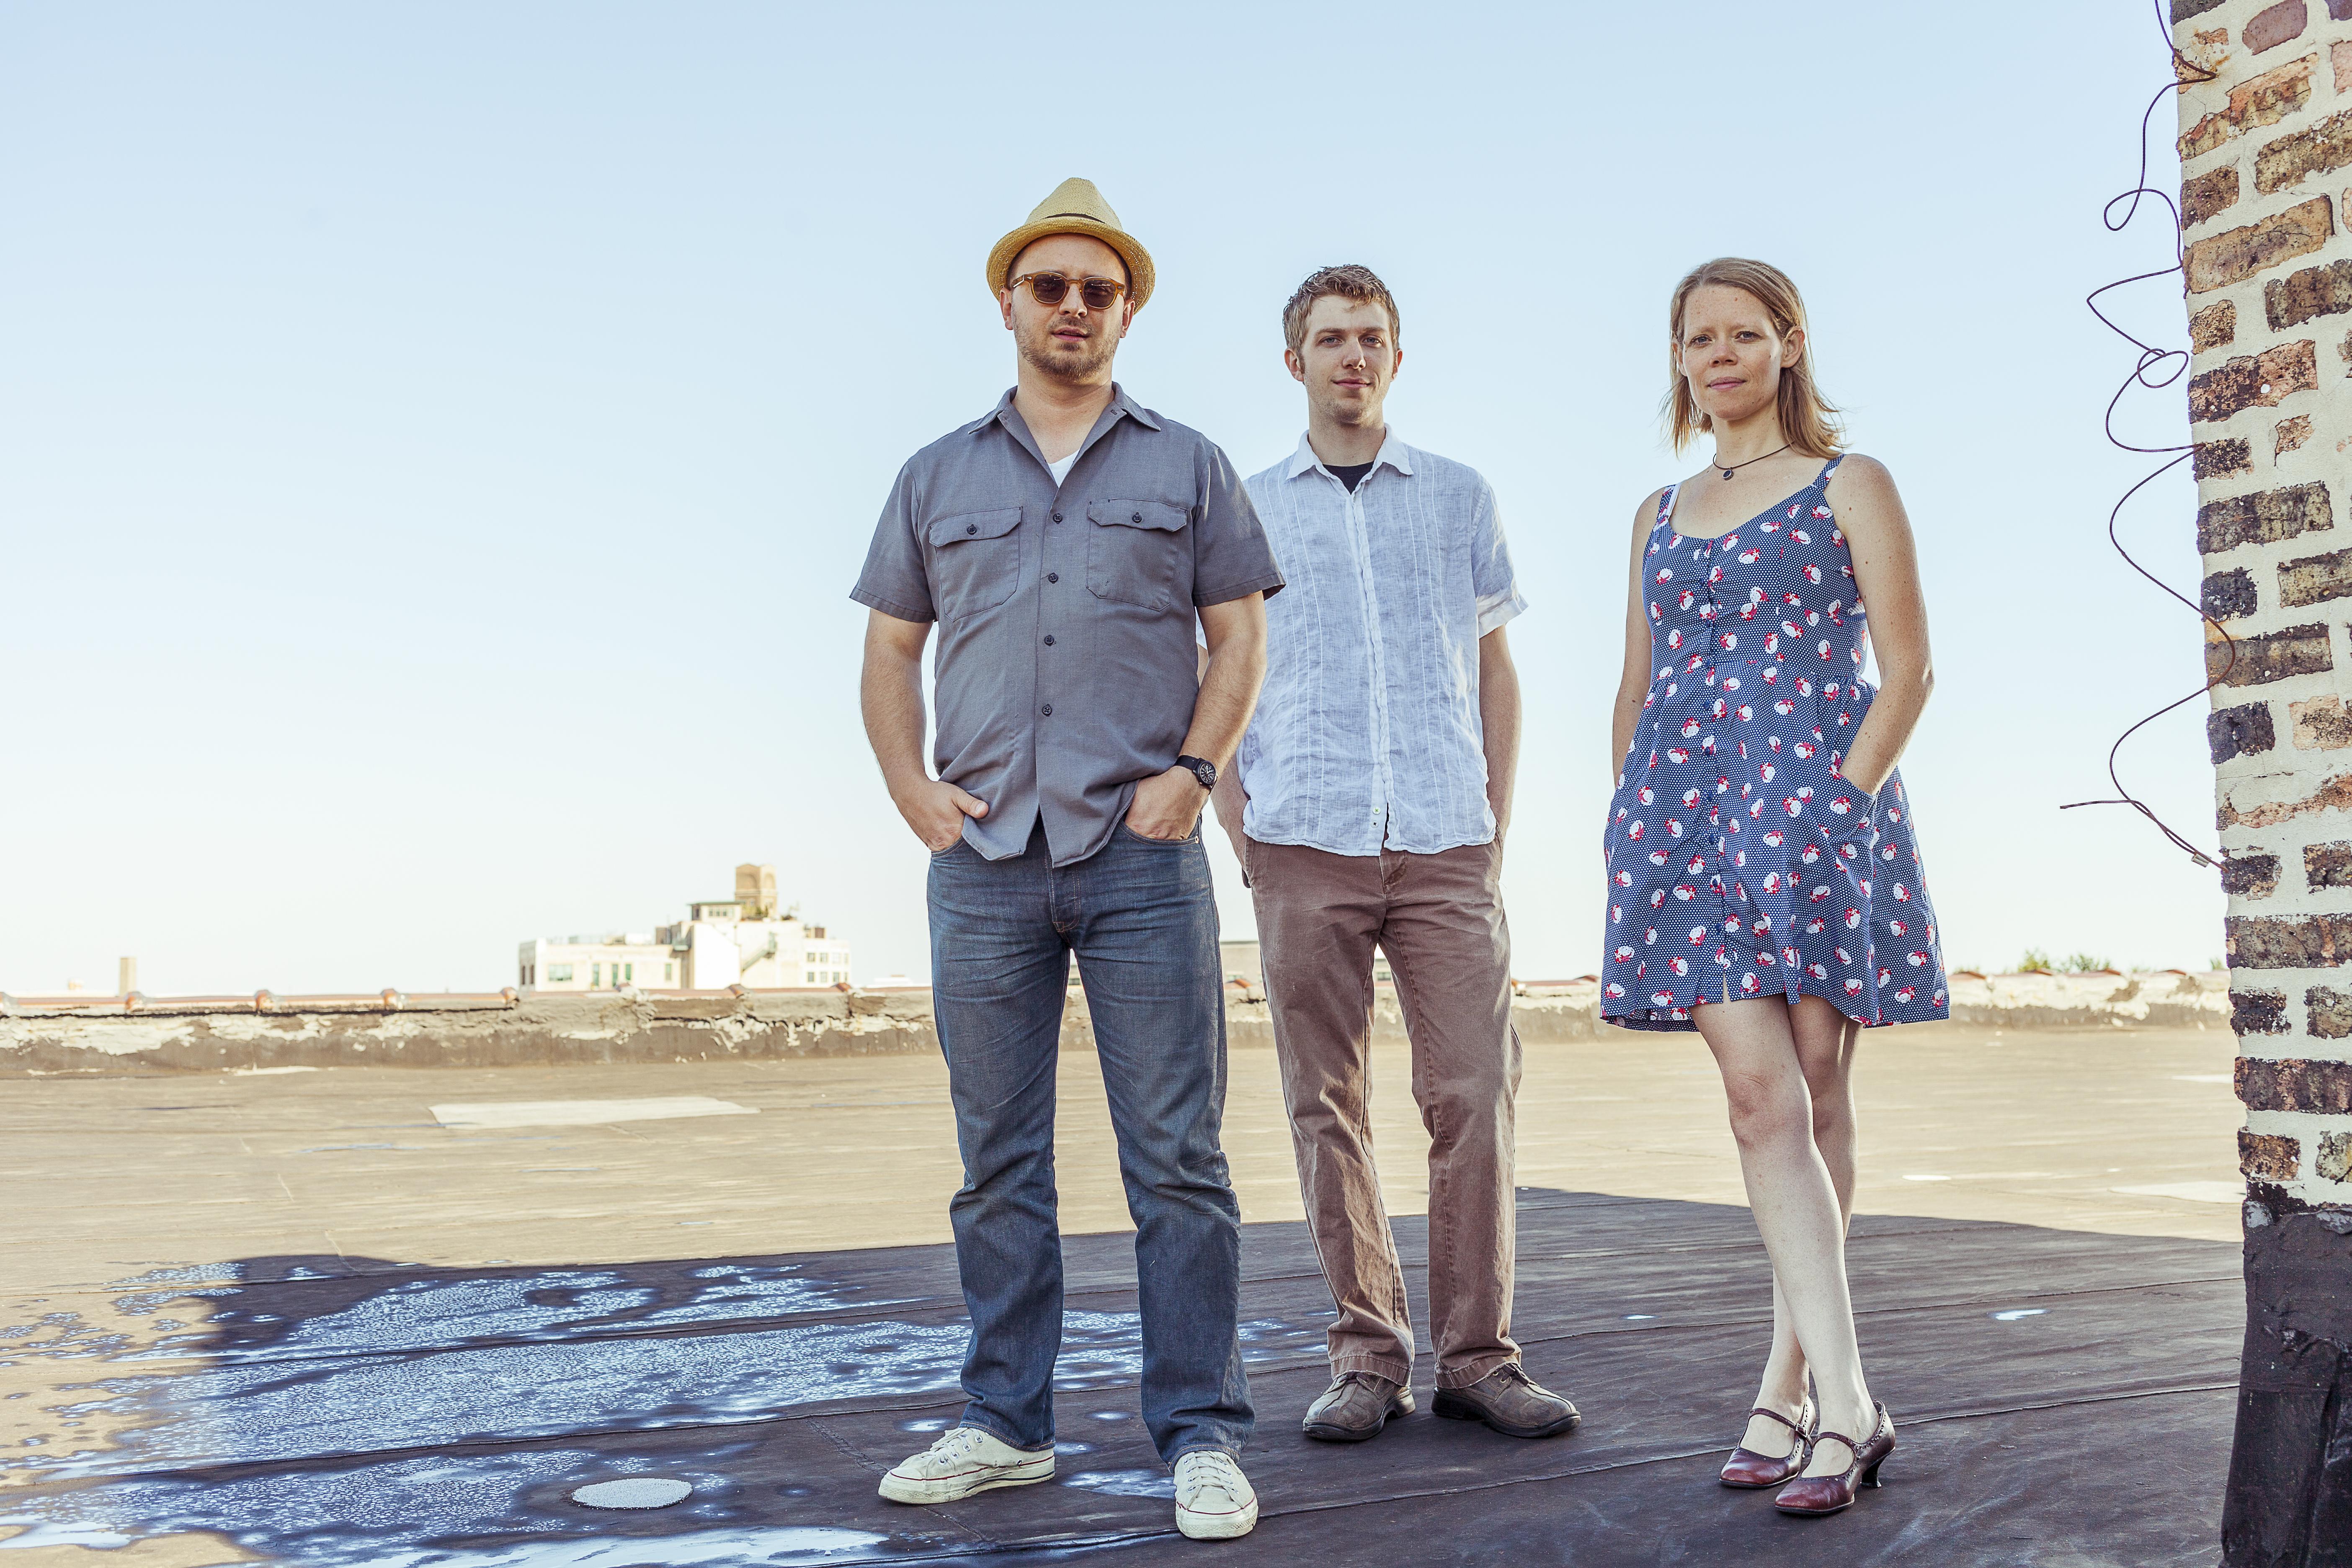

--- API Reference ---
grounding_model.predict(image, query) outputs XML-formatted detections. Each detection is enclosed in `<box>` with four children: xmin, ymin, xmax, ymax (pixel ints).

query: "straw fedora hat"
<box><xmin>985</xmin><ymin>177</ymin><xmax>1155</xmax><ymax>312</ymax></box>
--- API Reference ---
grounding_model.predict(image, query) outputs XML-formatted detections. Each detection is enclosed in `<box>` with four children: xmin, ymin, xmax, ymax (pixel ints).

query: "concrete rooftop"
<box><xmin>1</xmin><ymin>1021</ymin><xmax>2242</xmax><ymax>1564</ymax></box>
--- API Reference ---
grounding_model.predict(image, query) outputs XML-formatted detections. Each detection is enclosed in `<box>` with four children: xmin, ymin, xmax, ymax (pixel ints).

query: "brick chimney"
<box><xmin>2174</xmin><ymin>1</ymin><xmax>2352</xmax><ymax>1558</ymax></box>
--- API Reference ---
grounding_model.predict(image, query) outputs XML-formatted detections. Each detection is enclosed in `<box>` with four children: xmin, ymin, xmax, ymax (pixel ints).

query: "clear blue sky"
<box><xmin>0</xmin><ymin>2</ymin><xmax>2220</xmax><ymax>994</ymax></box>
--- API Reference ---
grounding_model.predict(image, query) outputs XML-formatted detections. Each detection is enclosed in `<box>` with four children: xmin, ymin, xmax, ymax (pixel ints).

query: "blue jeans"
<box><xmin>927</xmin><ymin>821</ymin><xmax>1253</xmax><ymax>1463</ymax></box>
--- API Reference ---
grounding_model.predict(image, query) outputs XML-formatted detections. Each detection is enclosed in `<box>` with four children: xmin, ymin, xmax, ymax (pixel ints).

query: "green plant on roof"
<box><xmin>2019</xmin><ymin>948</ymin><xmax>2052</xmax><ymax>973</ymax></box>
<box><xmin>2058</xmin><ymin>952</ymin><xmax>2112</xmax><ymax>973</ymax></box>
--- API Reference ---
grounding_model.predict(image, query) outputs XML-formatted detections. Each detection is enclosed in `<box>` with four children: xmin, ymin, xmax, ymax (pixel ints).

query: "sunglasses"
<box><xmin>1008</xmin><ymin>272</ymin><xmax>1128</xmax><ymax>311</ymax></box>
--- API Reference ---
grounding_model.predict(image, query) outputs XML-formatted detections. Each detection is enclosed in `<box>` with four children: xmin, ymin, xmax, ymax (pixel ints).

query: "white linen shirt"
<box><xmin>1238</xmin><ymin>431</ymin><xmax>1526</xmax><ymax>856</ymax></box>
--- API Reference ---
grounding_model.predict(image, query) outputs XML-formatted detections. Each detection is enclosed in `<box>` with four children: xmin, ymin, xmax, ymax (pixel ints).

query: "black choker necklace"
<box><xmin>1718</xmin><ymin>443</ymin><xmax>1790</xmax><ymax>481</ymax></box>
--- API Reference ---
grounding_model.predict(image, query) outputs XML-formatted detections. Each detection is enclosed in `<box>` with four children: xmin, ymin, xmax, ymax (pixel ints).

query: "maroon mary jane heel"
<box><xmin>1773</xmin><ymin>1403</ymin><xmax>1894</xmax><ymax>1516</ymax></box>
<box><xmin>1719</xmin><ymin>1398</ymin><xmax>1814</xmax><ymax>1488</ymax></box>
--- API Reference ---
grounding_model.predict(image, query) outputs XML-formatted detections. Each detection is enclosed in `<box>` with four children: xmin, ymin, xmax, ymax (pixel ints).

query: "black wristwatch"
<box><xmin>1176</xmin><ymin>754</ymin><xmax>1217</xmax><ymax>792</ymax></box>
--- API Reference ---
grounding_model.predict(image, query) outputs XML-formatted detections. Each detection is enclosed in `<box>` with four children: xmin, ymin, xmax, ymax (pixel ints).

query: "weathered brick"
<box><xmin>2226</xmin><ymin>853</ymin><xmax>2285</xmax><ymax>897</ymax></box>
<box><xmin>2181</xmin><ymin>54</ymin><xmax>2315</xmax><ymax>160</ymax></box>
<box><xmin>2174</xmin><ymin>0</ymin><xmax>2227</xmax><ymax>18</ymax></box>
<box><xmin>2191</xmin><ymin>299</ymin><xmax>2238</xmax><ymax>352</ymax></box>
<box><xmin>2256</xmin><ymin>109</ymin><xmax>2352</xmax><ymax>193</ymax></box>
<box><xmin>2276</xmin><ymin>413</ymin><xmax>2315</xmax><ymax>455</ymax></box>
<box><xmin>2222</xmin><ymin>771</ymin><xmax>2352</xmax><ymax>827</ymax></box>
<box><xmin>2293</xmin><ymin>695</ymin><xmax>2352</xmax><ymax>749</ymax></box>
<box><xmin>2195</xmin><ymin>436</ymin><xmax>2251</xmax><ymax>478</ymax></box>
<box><xmin>2239</xmin><ymin>1054</ymin><xmax>2352</xmax><ymax>1110</ymax></box>
<box><xmin>2189</xmin><ymin>340</ymin><xmax>2321</xmax><ymax>422</ymax></box>
<box><xmin>2231</xmin><ymin>913</ymin><xmax>2352</xmax><ymax>967</ymax></box>
<box><xmin>2236</xmin><ymin>988</ymin><xmax>2293</xmax><ymax>1034</ymax></box>
<box><xmin>2205</xmin><ymin>565</ymin><xmax>2261</xmax><ymax>619</ymax></box>
<box><xmin>2337</xmin><ymin>37</ymin><xmax>2352</xmax><ymax>95</ymax></box>
<box><xmin>2213</xmin><ymin>700</ymin><xmax>2279</xmax><ymax>761</ymax></box>
<box><xmin>2197</xmin><ymin>480</ymin><xmax>2334</xmax><ymax>551</ymax></box>
<box><xmin>2311</xmin><ymin>988</ymin><xmax>2352</xmax><ymax>1038</ymax></box>
<box><xmin>2243</xmin><ymin>1130</ymin><xmax>2301</xmax><ymax>1182</ymax></box>
<box><xmin>2279</xmin><ymin>547</ymin><xmax>2352</xmax><ymax>605</ymax></box>
<box><xmin>2244</xmin><ymin>0</ymin><xmax>2309</xmax><ymax>52</ymax></box>
<box><xmin>2308</xmin><ymin>840</ymin><xmax>2352</xmax><ymax>887</ymax></box>
<box><xmin>2265</xmin><ymin>258</ymin><xmax>2352</xmax><ymax>329</ymax></box>
<box><xmin>2208</xmin><ymin>622</ymin><xmax>2334</xmax><ymax>686</ymax></box>
<box><xmin>2185</xmin><ymin>198</ymin><xmax>2335</xmax><ymax>293</ymax></box>
<box><xmin>2179</xmin><ymin>26</ymin><xmax>2231</xmax><ymax>91</ymax></box>
<box><xmin>2319</xmin><ymin>1130</ymin><xmax>2352</xmax><ymax>1183</ymax></box>
<box><xmin>2184</xmin><ymin>164</ymin><xmax>2241</xmax><ymax>229</ymax></box>
<box><xmin>2331</xmin><ymin>0</ymin><xmax>2352</xmax><ymax>20</ymax></box>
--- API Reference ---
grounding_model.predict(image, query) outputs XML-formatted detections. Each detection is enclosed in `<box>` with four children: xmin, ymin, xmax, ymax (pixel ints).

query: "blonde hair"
<box><xmin>1663</xmin><ymin>258</ymin><xmax>1843</xmax><ymax>458</ymax></box>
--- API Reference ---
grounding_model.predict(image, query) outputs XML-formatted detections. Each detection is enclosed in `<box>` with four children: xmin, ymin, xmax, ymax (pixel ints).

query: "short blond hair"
<box><xmin>1663</xmin><ymin>258</ymin><xmax>1843</xmax><ymax>459</ymax></box>
<box><xmin>1283</xmin><ymin>265</ymin><xmax>1399</xmax><ymax>357</ymax></box>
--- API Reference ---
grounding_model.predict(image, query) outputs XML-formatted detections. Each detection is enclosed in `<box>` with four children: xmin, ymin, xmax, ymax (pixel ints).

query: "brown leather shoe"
<box><xmin>1430</xmin><ymin>1363</ymin><xmax>1581</xmax><ymax>1439</ymax></box>
<box><xmin>1301</xmin><ymin>1372</ymin><xmax>1413</xmax><ymax>1442</ymax></box>
<box><xmin>1720</xmin><ymin>1397</ymin><xmax>1815</xmax><ymax>1488</ymax></box>
<box><xmin>1774</xmin><ymin>1403</ymin><xmax>1894</xmax><ymax>1516</ymax></box>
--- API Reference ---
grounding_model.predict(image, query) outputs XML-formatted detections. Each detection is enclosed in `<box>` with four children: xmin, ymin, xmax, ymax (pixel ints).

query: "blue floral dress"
<box><xmin>1602</xmin><ymin>456</ymin><xmax>1948</xmax><ymax>1031</ymax></box>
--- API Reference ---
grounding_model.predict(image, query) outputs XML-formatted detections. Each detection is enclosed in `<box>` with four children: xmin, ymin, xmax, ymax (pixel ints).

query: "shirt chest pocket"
<box><xmin>926</xmin><ymin>507</ymin><xmax>1024</xmax><ymax>622</ymax></box>
<box><xmin>1085</xmin><ymin>500</ymin><xmax>1191</xmax><ymax>613</ymax></box>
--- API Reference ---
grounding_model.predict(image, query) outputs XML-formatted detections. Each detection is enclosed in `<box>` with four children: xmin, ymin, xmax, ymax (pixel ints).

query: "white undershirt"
<box><xmin>1047</xmin><ymin>451</ymin><xmax>1078</xmax><ymax>485</ymax></box>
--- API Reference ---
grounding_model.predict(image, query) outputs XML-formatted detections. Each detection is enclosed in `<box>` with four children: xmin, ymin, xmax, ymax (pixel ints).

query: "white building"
<box><xmin>518</xmin><ymin>934</ymin><xmax>678</xmax><ymax>992</ymax></box>
<box><xmin>518</xmin><ymin>864</ymin><xmax>852</xmax><ymax>992</ymax></box>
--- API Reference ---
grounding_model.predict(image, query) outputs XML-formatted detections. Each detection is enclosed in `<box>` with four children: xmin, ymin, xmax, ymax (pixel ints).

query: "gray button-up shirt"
<box><xmin>1238</xmin><ymin>431</ymin><xmax>1525</xmax><ymax>856</ymax></box>
<box><xmin>854</xmin><ymin>385</ymin><xmax>1284</xmax><ymax>867</ymax></box>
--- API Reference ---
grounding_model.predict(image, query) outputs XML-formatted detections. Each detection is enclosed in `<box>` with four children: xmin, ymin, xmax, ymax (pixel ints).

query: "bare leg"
<box><xmin>1741</xmin><ymin>1001</ymin><xmax>1860</xmax><ymax>1455</ymax></box>
<box><xmin>1697</xmin><ymin>997</ymin><xmax>1874</xmax><ymax>1475</ymax></box>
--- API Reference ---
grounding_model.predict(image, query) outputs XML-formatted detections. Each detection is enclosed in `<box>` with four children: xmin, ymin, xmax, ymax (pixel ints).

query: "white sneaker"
<box><xmin>877</xmin><ymin>1426</ymin><xmax>1054</xmax><ymax>1505</ymax></box>
<box><xmin>1173</xmin><ymin>1449</ymin><xmax>1257</xmax><ymax>1540</ymax></box>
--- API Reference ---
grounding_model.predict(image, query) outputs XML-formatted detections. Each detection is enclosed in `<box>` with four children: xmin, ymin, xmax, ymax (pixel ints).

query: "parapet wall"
<box><xmin>0</xmin><ymin>971</ymin><xmax>2227</xmax><ymax>1077</ymax></box>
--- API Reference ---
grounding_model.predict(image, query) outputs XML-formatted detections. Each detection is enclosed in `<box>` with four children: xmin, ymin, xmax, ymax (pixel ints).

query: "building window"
<box><xmin>665</xmin><ymin>962</ymin><xmax>674</xmax><ymax>983</ymax></box>
<box><xmin>592</xmin><ymin>964</ymin><xmax>602</xmax><ymax>988</ymax></box>
<box><xmin>550</xmin><ymin>964</ymin><xmax>574</xmax><ymax>983</ymax></box>
<box><xmin>624</xmin><ymin>963</ymin><xmax>634</xmax><ymax>983</ymax></box>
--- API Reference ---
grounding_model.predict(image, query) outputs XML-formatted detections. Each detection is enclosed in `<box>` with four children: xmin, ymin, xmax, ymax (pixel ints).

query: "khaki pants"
<box><xmin>1246</xmin><ymin>836</ymin><xmax>1522</xmax><ymax>1390</ymax></box>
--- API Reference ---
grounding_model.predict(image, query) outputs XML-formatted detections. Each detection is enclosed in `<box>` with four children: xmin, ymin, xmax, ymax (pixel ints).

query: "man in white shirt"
<box><xmin>1213</xmin><ymin>266</ymin><xmax>1579</xmax><ymax>1445</ymax></box>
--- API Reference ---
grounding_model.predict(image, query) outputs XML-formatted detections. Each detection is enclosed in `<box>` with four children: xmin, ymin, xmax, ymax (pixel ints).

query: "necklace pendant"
<box><xmin>1721</xmin><ymin>469</ymin><xmax>1735</xmax><ymax>480</ymax></box>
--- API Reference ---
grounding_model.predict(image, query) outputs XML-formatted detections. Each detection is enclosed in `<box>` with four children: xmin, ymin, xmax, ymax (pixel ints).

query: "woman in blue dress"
<box><xmin>1604</xmin><ymin>258</ymin><xmax>1946</xmax><ymax>1516</ymax></box>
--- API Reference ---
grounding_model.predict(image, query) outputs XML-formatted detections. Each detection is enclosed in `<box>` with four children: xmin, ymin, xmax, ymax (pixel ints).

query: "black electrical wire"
<box><xmin>2060</xmin><ymin>0</ymin><xmax>2228</xmax><ymax>872</ymax></box>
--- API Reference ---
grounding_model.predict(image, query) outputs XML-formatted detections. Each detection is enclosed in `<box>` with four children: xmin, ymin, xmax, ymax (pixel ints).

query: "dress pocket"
<box><xmin>1086</xmin><ymin>500</ymin><xmax>1190</xmax><ymax>612</ymax></box>
<box><xmin>926</xmin><ymin>507</ymin><xmax>1024</xmax><ymax>622</ymax></box>
<box><xmin>1820</xmin><ymin>779</ymin><xmax>1878</xmax><ymax>846</ymax></box>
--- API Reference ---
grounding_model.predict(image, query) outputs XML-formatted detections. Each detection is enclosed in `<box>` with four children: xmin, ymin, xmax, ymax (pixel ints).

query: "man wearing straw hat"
<box><xmin>853</xmin><ymin>178</ymin><xmax>1280</xmax><ymax>1540</ymax></box>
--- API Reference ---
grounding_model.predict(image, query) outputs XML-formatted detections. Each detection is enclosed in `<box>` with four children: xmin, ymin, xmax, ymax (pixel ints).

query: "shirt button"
<box><xmin>1052</xmin><ymin>511</ymin><xmax>1063</xmax><ymax>523</ymax></box>
<box><xmin>1041</xmin><ymin>704</ymin><xmax>1053</xmax><ymax>716</ymax></box>
<box><xmin>965</xmin><ymin>523</ymin><xmax>978</xmax><ymax>535</ymax></box>
<box><xmin>1046</xmin><ymin>572</ymin><xmax>1059</xmax><ymax>583</ymax></box>
<box><xmin>1042</xmin><ymin>635</ymin><xmax>1055</xmax><ymax>646</ymax></box>
<box><xmin>1131</xmin><ymin>512</ymin><xmax>1142</xmax><ymax>524</ymax></box>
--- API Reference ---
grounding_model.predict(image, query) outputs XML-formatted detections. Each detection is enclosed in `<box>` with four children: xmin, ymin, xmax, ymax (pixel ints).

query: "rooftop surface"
<box><xmin>2</xmin><ymin>1021</ymin><xmax>2241</xmax><ymax>1564</ymax></box>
